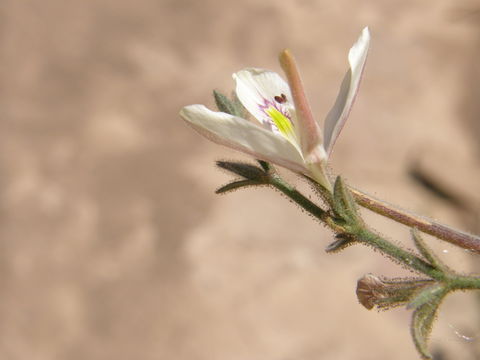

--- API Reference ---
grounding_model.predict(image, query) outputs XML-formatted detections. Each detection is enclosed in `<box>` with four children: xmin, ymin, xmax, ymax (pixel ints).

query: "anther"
<box><xmin>274</xmin><ymin>94</ymin><xmax>287</xmax><ymax>104</ymax></box>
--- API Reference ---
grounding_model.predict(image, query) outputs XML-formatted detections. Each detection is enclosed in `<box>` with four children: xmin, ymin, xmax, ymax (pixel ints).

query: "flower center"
<box><xmin>256</xmin><ymin>94</ymin><xmax>297</xmax><ymax>146</ymax></box>
<box><xmin>265</xmin><ymin>107</ymin><xmax>295</xmax><ymax>140</ymax></box>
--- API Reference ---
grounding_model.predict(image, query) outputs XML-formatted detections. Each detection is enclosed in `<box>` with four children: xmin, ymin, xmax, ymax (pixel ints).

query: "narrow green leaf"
<box><xmin>410</xmin><ymin>286</ymin><xmax>448</xmax><ymax>359</ymax></box>
<box><xmin>216</xmin><ymin>161</ymin><xmax>266</xmax><ymax>180</ymax></box>
<box><xmin>216</xmin><ymin>179</ymin><xmax>263</xmax><ymax>194</ymax></box>
<box><xmin>411</xmin><ymin>229</ymin><xmax>450</xmax><ymax>273</ymax></box>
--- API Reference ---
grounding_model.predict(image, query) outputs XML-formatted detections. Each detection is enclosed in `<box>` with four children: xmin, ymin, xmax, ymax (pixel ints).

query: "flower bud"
<box><xmin>356</xmin><ymin>274</ymin><xmax>435</xmax><ymax>311</ymax></box>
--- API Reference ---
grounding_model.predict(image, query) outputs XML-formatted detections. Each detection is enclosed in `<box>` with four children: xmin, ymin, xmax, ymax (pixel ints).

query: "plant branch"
<box><xmin>269</xmin><ymin>175</ymin><xmax>445</xmax><ymax>278</ymax></box>
<box><xmin>353</xmin><ymin>227</ymin><xmax>442</xmax><ymax>279</ymax></box>
<box><xmin>349</xmin><ymin>187</ymin><xmax>480</xmax><ymax>254</ymax></box>
<box><xmin>269</xmin><ymin>175</ymin><xmax>329</xmax><ymax>223</ymax></box>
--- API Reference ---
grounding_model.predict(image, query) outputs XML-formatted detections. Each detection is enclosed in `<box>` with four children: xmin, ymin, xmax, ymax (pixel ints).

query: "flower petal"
<box><xmin>233</xmin><ymin>68</ymin><xmax>293</xmax><ymax>127</ymax></box>
<box><xmin>180</xmin><ymin>105</ymin><xmax>307</xmax><ymax>173</ymax></box>
<box><xmin>323</xmin><ymin>27</ymin><xmax>370</xmax><ymax>156</ymax></box>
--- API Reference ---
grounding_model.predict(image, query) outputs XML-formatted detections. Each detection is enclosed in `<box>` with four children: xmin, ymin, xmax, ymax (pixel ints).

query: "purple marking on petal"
<box><xmin>257</xmin><ymin>96</ymin><xmax>294</xmax><ymax>133</ymax></box>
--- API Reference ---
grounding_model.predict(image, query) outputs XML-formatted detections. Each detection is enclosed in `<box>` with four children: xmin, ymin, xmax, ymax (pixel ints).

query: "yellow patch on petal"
<box><xmin>265</xmin><ymin>107</ymin><xmax>295</xmax><ymax>141</ymax></box>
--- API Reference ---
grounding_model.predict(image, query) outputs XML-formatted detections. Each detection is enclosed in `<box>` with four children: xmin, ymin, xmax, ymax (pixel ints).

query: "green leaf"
<box><xmin>216</xmin><ymin>179</ymin><xmax>264</xmax><ymax>194</ymax></box>
<box><xmin>411</xmin><ymin>229</ymin><xmax>450</xmax><ymax>273</ymax></box>
<box><xmin>410</xmin><ymin>285</ymin><xmax>448</xmax><ymax>359</ymax></box>
<box><xmin>216</xmin><ymin>161</ymin><xmax>266</xmax><ymax>180</ymax></box>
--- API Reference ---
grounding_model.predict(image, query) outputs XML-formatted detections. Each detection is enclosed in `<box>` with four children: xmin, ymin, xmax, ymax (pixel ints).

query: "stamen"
<box><xmin>274</xmin><ymin>94</ymin><xmax>287</xmax><ymax>104</ymax></box>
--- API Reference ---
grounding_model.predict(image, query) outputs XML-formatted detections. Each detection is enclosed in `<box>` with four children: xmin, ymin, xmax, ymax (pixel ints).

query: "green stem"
<box><xmin>450</xmin><ymin>275</ymin><xmax>480</xmax><ymax>291</ymax></box>
<box><xmin>269</xmin><ymin>175</ymin><xmax>442</xmax><ymax>278</ymax></box>
<box><xmin>354</xmin><ymin>227</ymin><xmax>443</xmax><ymax>279</ymax></box>
<box><xmin>269</xmin><ymin>175</ymin><xmax>328</xmax><ymax>222</ymax></box>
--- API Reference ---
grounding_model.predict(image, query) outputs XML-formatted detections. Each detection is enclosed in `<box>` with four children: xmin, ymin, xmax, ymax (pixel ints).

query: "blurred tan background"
<box><xmin>1</xmin><ymin>0</ymin><xmax>480</xmax><ymax>359</ymax></box>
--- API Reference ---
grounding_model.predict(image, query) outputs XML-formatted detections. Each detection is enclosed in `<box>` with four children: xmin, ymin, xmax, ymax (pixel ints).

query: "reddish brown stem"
<box><xmin>349</xmin><ymin>187</ymin><xmax>480</xmax><ymax>254</ymax></box>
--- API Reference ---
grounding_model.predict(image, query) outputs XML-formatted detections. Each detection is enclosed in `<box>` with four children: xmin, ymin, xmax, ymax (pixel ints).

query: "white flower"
<box><xmin>180</xmin><ymin>27</ymin><xmax>370</xmax><ymax>189</ymax></box>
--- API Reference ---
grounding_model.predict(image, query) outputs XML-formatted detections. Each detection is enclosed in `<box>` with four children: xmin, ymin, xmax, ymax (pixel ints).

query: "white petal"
<box><xmin>233</xmin><ymin>68</ymin><xmax>293</xmax><ymax>125</ymax></box>
<box><xmin>323</xmin><ymin>27</ymin><xmax>370</xmax><ymax>155</ymax></box>
<box><xmin>180</xmin><ymin>105</ymin><xmax>307</xmax><ymax>173</ymax></box>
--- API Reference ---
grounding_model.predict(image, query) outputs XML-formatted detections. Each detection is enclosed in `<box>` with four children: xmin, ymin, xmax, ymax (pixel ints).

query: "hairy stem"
<box><xmin>269</xmin><ymin>175</ymin><xmax>328</xmax><ymax>223</ymax></box>
<box><xmin>449</xmin><ymin>275</ymin><xmax>480</xmax><ymax>291</ymax></box>
<box><xmin>353</xmin><ymin>227</ymin><xmax>442</xmax><ymax>279</ymax></box>
<box><xmin>269</xmin><ymin>175</ymin><xmax>443</xmax><ymax>277</ymax></box>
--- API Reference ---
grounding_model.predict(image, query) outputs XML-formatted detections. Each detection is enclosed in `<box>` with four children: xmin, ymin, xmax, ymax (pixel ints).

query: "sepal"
<box><xmin>213</xmin><ymin>90</ymin><xmax>245</xmax><ymax>117</ymax></box>
<box><xmin>407</xmin><ymin>283</ymin><xmax>445</xmax><ymax>310</ymax></box>
<box><xmin>333</xmin><ymin>176</ymin><xmax>362</xmax><ymax>226</ymax></box>
<box><xmin>257</xmin><ymin>160</ymin><xmax>272</xmax><ymax>173</ymax></box>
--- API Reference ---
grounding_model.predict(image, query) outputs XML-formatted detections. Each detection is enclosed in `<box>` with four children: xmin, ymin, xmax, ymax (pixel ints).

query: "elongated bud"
<box><xmin>279</xmin><ymin>49</ymin><xmax>325</xmax><ymax>162</ymax></box>
<box><xmin>356</xmin><ymin>274</ymin><xmax>435</xmax><ymax>311</ymax></box>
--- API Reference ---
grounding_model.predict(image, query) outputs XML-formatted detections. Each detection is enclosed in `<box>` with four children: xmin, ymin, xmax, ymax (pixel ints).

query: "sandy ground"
<box><xmin>1</xmin><ymin>0</ymin><xmax>479</xmax><ymax>359</ymax></box>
